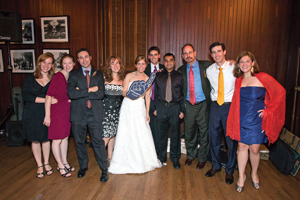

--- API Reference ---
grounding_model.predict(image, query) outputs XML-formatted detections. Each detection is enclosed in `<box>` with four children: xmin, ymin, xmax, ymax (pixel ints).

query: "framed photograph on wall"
<box><xmin>41</xmin><ymin>16</ymin><xmax>69</xmax><ymax>42</ymax></box>
<box><xmin>43</xmin><ymin>49</ymin><xmax>70</xmax><ymax>70</ymax></box>
<box><xmin>0</xmin><ymin>49</ymin><xmax>4</xmax><ymax>72</ymax></box>
<box><xmin>10</xmin><ymin>49</ymin><xmax>36</xmax><ymax>73</ymax></box>
<box><xmin>22</xmin><ymin>19</ymin><xmax>35</xmax><ymax>44</ymax></box>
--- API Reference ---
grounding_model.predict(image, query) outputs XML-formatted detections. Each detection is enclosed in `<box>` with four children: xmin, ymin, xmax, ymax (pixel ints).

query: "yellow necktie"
<box><xmin>217</xmin><ymin>67</ymin><xmax>224</xmax><ymax>106</ymax></box>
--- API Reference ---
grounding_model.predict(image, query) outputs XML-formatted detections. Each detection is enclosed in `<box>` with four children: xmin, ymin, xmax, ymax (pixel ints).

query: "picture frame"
<box><xmin>10</xmin><ymin>49</ymin><xmax>36</xmax><ymax>73</ymax></box>
<box><xmin>0</xmin><ymin>49</ymin><xmax>4</xmax><ymax>72</ymax></box>
<box><xmin>41</xmin><ymin>16</ymin><xmax>69</xmax><ymax>42</ymax></box>
<box><xmin>43</xmin><ymin>49</ymin><xmax>70</xmax><ymax>70</ymax></box>
<box><xmin>22</xmin><ymin>19</ymin><xmax>35</xmax><ymax>44</ymax></box>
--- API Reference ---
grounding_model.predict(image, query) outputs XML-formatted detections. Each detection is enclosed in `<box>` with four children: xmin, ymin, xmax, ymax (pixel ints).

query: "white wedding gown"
<box><xmin>108</xmin><ymin>85</ymin><xmax>161</xmax><ymax>174</ymax></box>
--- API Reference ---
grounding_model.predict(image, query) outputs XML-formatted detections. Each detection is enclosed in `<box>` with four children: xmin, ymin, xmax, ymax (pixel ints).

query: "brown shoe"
<box><xmin>185</xmin><ymin>159</ymin><xmax>193</xmax><ymax>166</ymax></box>
<box><xmin>196</xmin><ymin>162</ymin><xmax>206</xmax><ymax>170</ymax></box>
<box><xmin>225</xmin><ymin>173</ymin><xmax>234</xmax><ymax>184</ymax></box>
<box><xmin>205</xmin><ymin>168</ymin><xmax>221</xmax><ymax>177</ymax></box>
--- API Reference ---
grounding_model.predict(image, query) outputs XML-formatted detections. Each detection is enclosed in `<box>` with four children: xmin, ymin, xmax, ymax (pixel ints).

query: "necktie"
<box><xmin>151</xmin><ymin>66</ymin><xmax>157</xmax><ymax>100</ymax></box>
<box><xmin>217</xmin><ymin>67</ymin><xmax>224</xmax><ymax>106</ymax></box>
<box><xmin>189</xmin><ymin>66</ymin><xmax>196</xmax><ymax>105</ymax></box>
<box><xmin>84</xmin><ymin>70</ymin><xmax>92</xmax><ymax>108</ymax></box>
<box><xmin>165</xmin><ymin>72</ymin><xmax>172</xmax><ymax>102</ymax></box>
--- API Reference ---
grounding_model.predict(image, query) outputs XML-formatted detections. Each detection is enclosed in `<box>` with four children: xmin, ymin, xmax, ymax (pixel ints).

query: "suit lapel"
<box><xmin>197</xmin><ymin>60</ymin><xmax>208</xmax><ymax>96</ymax></box>
<box><xmin>89</xmin><ymin>68</ymin><xmax>97</xmax><ymax>86</ymax></box>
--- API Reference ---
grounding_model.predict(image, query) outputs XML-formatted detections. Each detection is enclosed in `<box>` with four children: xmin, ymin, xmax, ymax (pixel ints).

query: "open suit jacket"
<box><xmin>67</xmin><ymin>67</ymin><xmax>105</xmax><ymax>122</ymax></box>
<box><xmin>145</xmin><ymin>63</ymin><xmax>165</xmax><ymax>77</ymax></box>
<box><xmin>177</xmin><ymin>60</ymin><xmax>212</xmax><ymax>111</ymax></box>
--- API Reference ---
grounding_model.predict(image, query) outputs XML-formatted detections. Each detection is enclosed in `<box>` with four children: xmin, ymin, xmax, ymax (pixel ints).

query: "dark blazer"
<box><xmin>67</xmin><ymin>67</ymin><xmax>105</xmax><ymax>122</ymax></box>
<box><xmin>145</xmin><ymin>63</ymin><xmax>165</xmax><ymax>77</ymax></box>
<box><xmin>177</xmin><ymin>60</ymin><xmax>212</xmax><ymax>109</ymax></box>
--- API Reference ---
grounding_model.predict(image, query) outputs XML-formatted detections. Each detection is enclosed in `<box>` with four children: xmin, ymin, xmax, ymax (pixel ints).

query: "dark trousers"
<box><xmin>72</xmin><ymin>108</ymin><xmax>107</xmax><ymax>170</ymax></box>
<box><xmin>157</xmin><ymin>103</ymin><xmax>181</xmax><ymax>163</ymax></box>
<box><xmin>184</xmin><ymin>100</ymin><xmax>209</xmax><ymax>162</ymax></box>
<box><xmin>149</xmin><ymin>99</ymin><xmax>160</xmax><ymax>156</ymax></box>
<box><xmin>209</xmin><ymin>101</ymin><xmax>237</xmax><ymax>174</ymax></box>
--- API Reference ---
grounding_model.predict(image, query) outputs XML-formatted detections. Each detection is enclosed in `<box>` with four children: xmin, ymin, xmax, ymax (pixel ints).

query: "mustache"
<box><xmin>186</xmin><ymin>57</ymin><xmax>192</xmax><ymax>59</ymax></box>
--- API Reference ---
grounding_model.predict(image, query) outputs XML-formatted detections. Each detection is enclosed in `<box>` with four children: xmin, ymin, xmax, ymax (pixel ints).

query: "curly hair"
<box><xmin>34</xmin><ymin>53</ymin><xmax>55</xmax><ymax>79</ymax></box>
<box><xmin>103</xmin><ymin>56</ymin><xmax>126</xmax><ymax>82</ymax></box>
<box><xmin>233</xmin><ymin>51</ymin><xmax>260</xmax><ymax>78</ymax></box>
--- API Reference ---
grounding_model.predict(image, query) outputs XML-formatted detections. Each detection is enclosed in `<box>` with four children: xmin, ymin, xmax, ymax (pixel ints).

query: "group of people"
<box><xmin>22</xmin><ymin>42</ymin><xmax>286</xmax><ymax>192</ymax></box>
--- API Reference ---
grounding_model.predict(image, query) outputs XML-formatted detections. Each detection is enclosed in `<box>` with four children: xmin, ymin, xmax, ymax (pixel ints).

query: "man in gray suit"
<box><xmin>177</xmin><ymin>44</ymin><xmax>212</xmax><ymax>170</ymax></box>
<box><xmin>67</xmin><ymin>48</ymin><xmax>108</xmax><ymax>182</ymax></box>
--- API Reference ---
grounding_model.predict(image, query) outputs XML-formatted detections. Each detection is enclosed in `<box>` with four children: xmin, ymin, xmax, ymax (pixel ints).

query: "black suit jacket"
<box><xmin>177</xmin><ymin>60</ymin><xmax>212</xmax><ymax>110</ymax></box>
<box><xmin>145</xmin><ymin>63</ymin><xmax>165</xmax><ymax>77</ymax></box>
<box><xmin>67</xmin><ymin>67</ymin><xmax>105</xmax><ymax>122</ymax></box>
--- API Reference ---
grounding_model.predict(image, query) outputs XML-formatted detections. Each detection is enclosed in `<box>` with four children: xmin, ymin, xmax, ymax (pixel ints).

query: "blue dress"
<box><xmin>240</xmin><ymin>87</ymin><xmax>268</xmax><ymax>145</ymax></box>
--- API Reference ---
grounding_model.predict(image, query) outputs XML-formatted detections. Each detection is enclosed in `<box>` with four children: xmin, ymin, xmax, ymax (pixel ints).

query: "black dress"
<box><xmin>22</xmin><ymin>74</ymin><xmax>50</xmax><ymax>142</ymax></box>
<box><xmin>102</xmin><ymin>84</ymin><xmax>123</xmax><ymax>138</ymax></box>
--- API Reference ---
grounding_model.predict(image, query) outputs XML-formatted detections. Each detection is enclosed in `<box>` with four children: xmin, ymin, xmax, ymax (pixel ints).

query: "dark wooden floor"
<box><xmin>0</xmin><ymin>136</ymin><xmax>299</xmax><ymax>200</ymax></box>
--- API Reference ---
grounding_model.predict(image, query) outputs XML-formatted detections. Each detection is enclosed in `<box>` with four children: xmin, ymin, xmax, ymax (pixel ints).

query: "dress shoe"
<box><xmin>225</xmin><ymin>172</ymin><xmax>234</xmax><ymax>184</ymax></box>
<box><xmin>100</xmin><ymin>169</ymin><xmax>109</xmax><ymax>182</ymax></box>
<box><xmin>205</xmin><ymin>168</ymin><xmax>221</xmax><ymax>177</ymax></box>
<box><xmin>236</xmin><ymin>174</ymin><xmax>246</xmax><ymax>193</ymax></box>
<box><xmin>173</xmin><ymin>162</ymin><xmax>181</xmax><ymax>169</ymax></box>
<box><xmin>185</xmin><ymin>159</ymin><xmax>193</xmax><ymax>166</ymax></box>
<box><xmin>196</xmin><ymin>162</ymin><xmax>206</xmax><ymax>170</ymax></box>
<box><xmin>250</xmin><ymin>170</ymin><xmax>260</xmax><ymax>189</ymax></box>
<box><xmin>77</xmin><ymin>168</ymin><xmax>88</xmax><ymax>178</ymax></box>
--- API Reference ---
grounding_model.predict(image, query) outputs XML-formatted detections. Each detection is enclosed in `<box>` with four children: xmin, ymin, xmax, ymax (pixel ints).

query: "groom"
<box><xmin>67</xmin><ymin>48</ymin><xmax>108</xmax><ymax>182</ymax></box>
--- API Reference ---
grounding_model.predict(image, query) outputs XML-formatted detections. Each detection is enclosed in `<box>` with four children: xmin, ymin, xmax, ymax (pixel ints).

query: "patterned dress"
<box><xmin>102</xmin><ymin>84</ymin><xmax>123</xmax><ymax>138</ymax></box>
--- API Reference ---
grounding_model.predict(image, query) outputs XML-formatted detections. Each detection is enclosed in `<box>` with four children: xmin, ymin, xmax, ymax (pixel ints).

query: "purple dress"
<box><xmin>47</xmin><ymin>72</ymin><xmax>71</xmax><ymax>140</ymax></box>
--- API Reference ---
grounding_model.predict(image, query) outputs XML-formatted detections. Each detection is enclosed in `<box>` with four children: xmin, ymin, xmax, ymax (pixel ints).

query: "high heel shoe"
<box><xmin>36</xmin><ymin>166</ymin><xmax>44</xmax><ymax>179</ymax></box>
<box><xmin>250</xmin><ymin>170</ymin><xmax>260</xmax><ymax>189</ymax></box>
<box><xmin>64</xmin><ymin>163</ymin><xmax>75</xmax><ymax>172</ymax></box>
<box><xmin>44</xmin><ymin>164</ymin><xmax>53</xmax><ymax>176</ymax></box>
<box><xmin>236</xmin><ymin>174</ymin><xmax>246</xmax><ymax>193</ymax></box>
<box><xmin>57</xmin><ymin>167</ymin><xmax>71</xmax><ymax>178</ymax></box>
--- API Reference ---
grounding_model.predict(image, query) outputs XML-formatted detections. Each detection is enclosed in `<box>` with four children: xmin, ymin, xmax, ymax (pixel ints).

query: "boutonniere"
<box><xmin>204</xmin><ymin>71</ymin><xmax>206</xmax><ymax>78</ymax></box>
<box><xmin>92</xmin><ymin>71</ymin><xmax>97</xmax><ymax>77</ymax></box>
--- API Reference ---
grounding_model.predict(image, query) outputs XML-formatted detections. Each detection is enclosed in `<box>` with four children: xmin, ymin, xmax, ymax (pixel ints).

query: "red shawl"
<box><xmin>226</xmin><ymin>72</ymin><xmax>286</xmax><ymax>144</ymax></box>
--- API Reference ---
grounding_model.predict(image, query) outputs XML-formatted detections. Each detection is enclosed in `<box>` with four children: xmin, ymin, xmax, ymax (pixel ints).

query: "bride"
<box><xmin>108</xmin><ymin>55</ymin><xmax>161</xmax><ymax>174</ymax></box>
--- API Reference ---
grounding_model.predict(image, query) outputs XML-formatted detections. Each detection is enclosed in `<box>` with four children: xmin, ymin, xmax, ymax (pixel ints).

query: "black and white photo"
<box><xmin>43</xmin><ymin>49</ymin><xmax>70</xmax><ymax>71</ymax></box>
<box><xmin>22</xmin><ymin>19</ymin><xmax>35</xmax><ymax>44</ymax></box>
<box><xmin>41</xmin><ymin>16</ymin><xmax>69</xmax><ymax>42</ymax></box>
<box><xmin>10</xmin><ymin>49</ymin><xmax>36</xmax><ymax>73</ymax></box>
<box><xmin>0</xmin><ymin>49</ymin><xmax>3</xmax><ymax>72</ymax></box>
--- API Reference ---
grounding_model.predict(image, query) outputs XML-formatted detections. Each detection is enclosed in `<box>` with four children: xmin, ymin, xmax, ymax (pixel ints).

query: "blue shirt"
<box><xmin>81</xmin><ymin>66</ymin><xmax>91</xmax><ymax>76</ymax></box>
<box><xmin>186</xmin><ymin>60</ymin><xmax>206</xmax><ymax>102</ymax></box>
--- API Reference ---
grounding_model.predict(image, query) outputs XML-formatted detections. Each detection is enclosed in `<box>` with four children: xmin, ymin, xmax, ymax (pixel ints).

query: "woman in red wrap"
<box><xmin>227</xmin><ymin>51</ymin><xmax>285</xmax><ymax>193</ymax></box>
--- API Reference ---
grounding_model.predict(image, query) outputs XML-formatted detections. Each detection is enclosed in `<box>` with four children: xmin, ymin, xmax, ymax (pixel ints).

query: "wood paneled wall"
<box><xmin>285</xmin><ymin>0</ymin><xmax>300</xmax><ymax>135</ymax></box>
<box><xmin>147</xmin><ymin>0</ymin><xmax>300</xmax><ymax>134</ymax></box>
<box><xmin>103</xmin><ymin>0</ymin><xmax>148</xmax><ymax>70</ymax></box>
<box><xmin>0</xmin><ymin>0</ymin><xmax>299</xmax><ymax>135</ymax></box>
<box><xmin>0</xmin><ymin>0</ymin><xmax>147</xmax><ymax>120</ymax></box>
<box><xmin>148</xmin><ymin>0</ymin><xmax>290</xmax><ymax>86</ymax></box>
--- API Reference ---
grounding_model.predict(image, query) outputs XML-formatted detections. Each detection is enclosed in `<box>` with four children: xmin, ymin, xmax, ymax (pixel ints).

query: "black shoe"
<box><xmin>205</xmin><ymin>168</ymin><xmax>221</xmax><ymax>177</ymax></box>
<box><xmin>100</xmin><ymin>169</ymin><xmax>109</xmax><ymax>182</ymax></box>
<box><xmin>225</xmin><ymin>172</ymin><xmax>234</xmax><ymax>184</ymax></box>
<box><xmin>173</xmin><ymin>162</ymin><xmax>181</xmax><ymax>169</ymax></box>
<box><xmin>77</xmin><ymin>168</ymin><xmax>88</xmax><ymax>178</ymax></box>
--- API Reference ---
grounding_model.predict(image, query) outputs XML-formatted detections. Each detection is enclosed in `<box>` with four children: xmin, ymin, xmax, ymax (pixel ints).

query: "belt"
<box><xmin>160</xmin><ymin>102</ymin><xmax>179</xmax><ymax>106</ymax></box>
<box><xmin>213</xmin><ymin>101</ymin><xmax>231</xmax><ymax>105</ymax></box>
<box><xmin>188</xmin><ymin>100</ymin><xmax>206</xmax><ymax>105</ymax></box>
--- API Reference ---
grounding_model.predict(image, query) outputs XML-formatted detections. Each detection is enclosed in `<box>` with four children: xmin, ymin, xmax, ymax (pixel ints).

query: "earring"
<box><xmin>251</xmin><ymin>67</ymin><xmax>254</xmax><ymax>73</ymax></box>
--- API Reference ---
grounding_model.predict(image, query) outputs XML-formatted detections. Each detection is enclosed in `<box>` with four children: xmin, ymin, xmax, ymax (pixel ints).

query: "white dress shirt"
<box><xmin>206</xmin><ymin>61</ymin><xmax>235</xmax><ymax>102</ymax></box>
<box><xmin>151</xmin><ymin>63</ymin><xmax>160</xmax><ymax>72</ymax></box>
